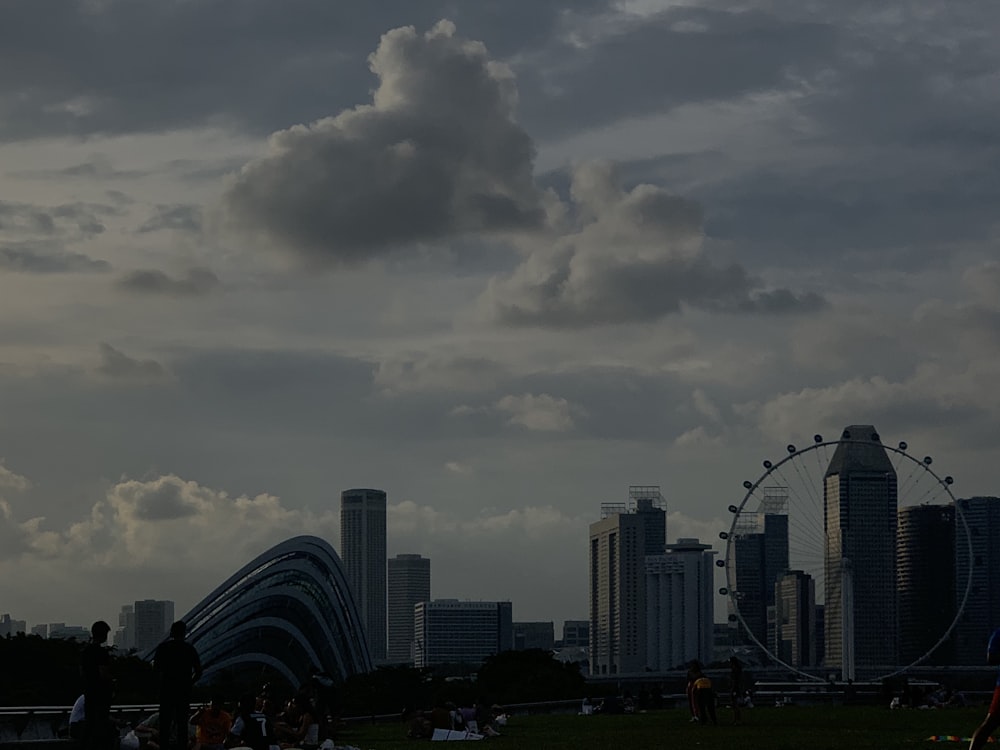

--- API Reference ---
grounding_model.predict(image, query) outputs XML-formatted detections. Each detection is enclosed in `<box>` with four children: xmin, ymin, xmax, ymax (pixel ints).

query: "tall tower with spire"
<box><xmin>823</xmin><ymin>426</ymin><xmax>898</xmax><ymax>678</ymax></box>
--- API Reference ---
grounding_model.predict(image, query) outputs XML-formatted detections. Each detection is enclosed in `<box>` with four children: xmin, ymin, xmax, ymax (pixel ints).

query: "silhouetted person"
<box><xmin>729</xmin><ymin>656</ymin><xmax>744</xmax><ymax>724</ymax></box>
<box><xmin>153</xmin><ymin>621</ymin><xmax>202</xmax><ymax>750</ymax></box>
<box><xmin>970</xmin><ymin>626</ymin><xmax>1000</xmax><ymax>750</ymax></box>
<box><xmin>81</xmin><ymin>620</ymin><xmax>115</xmax><ymax>750</ymax></box>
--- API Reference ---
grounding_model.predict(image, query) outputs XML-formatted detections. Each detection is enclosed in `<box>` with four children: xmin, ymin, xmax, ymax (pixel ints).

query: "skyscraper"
<box><xmin>341</xmin><ymin>488</ymin><xmax>388</xmax><ymax>662</ymax></box>
<box><xmin>824</xmin><ymin>425</ymin><xmax>898</xmax><ymax>677</ymax></box>
<box><xmin>897</xmin><ymin>504</ymin><xmax>955</xmax><ymax>665</ymax></box>
<box><xmin>953</xmin><ymin>496</ymin><xmax>1000</xmax><ymax>665</ymax></box>
<box><xmin>114</xmin><ymin>604</ymin><xmax>135</xmax><ymax>650</ymax></box>
<box><xmin>133</xmin><ymin>599</ymin><xmax>174</xmax><ymax>653</ymax></box>
<box><xmin>731</xmin><ymin>499</ymin><xmax>789</xmax><ymax>651</ymax></box>
<box><xmin>589</xmin><ymin>486</ymin><xmax>666</xmax><ymax>675</ymax></box>
<box><xmin>387</xmin><ymin>553</ymin><xmax>430</xmax><ymax>664</ymax></box>
<box><xmin>645</xmin><ymin>538</ymin><xmax>715</xmax><ymax>669</ymax></box>
<box><xmin>774</xmin><ymin>570</ymin><xmax>817</xmax><ymax>667</ymax></box>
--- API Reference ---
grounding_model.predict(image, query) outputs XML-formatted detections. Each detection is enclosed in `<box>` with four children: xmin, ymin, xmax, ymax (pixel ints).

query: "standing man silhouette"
<box><xmin>153</xmin><ymin>621</ymin><xmax>202</xmax><ymax>750</ymax></box>
<box><xmin>970</xmin><ymin>626</ymin><xmax>1000</xmax><ymax>750</ymax></box>
<box><xmin>81</xmin><ymin>621</ymin><xmax>114</xmax><ymax>750</ymax></box>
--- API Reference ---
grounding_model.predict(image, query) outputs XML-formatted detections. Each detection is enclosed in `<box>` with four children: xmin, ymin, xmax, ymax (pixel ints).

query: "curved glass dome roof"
<box><xmin>173</xmin><ymin>535</ymin><xmax>373</xmax><ymax>688</ymax></box>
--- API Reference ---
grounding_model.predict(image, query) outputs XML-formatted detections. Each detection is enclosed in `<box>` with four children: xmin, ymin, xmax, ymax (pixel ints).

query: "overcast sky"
<box><xmin>1</xmin><ymin>0</ymin><xmax>999</xmax><ymax>633</ymax></box>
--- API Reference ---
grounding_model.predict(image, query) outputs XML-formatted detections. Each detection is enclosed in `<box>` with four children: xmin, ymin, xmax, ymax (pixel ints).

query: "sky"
<box><xmin>1</xmin><ymin>0</ymin><xmax>999</xmax><ymax>632</ymax></box>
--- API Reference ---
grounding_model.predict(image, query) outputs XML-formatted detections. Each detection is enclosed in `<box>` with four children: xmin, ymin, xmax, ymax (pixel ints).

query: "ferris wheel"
<box><xmin>718</xmin><ymin>427</ymin><xmax>972</xmax><ymax>681</ymax></box>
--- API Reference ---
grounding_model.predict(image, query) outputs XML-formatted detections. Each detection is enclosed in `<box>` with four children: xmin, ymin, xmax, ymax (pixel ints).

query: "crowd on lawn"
<box><xmin>74</xmin><ymin>620</ymin><xmax>342</xmax><ymax>750</ymax></box>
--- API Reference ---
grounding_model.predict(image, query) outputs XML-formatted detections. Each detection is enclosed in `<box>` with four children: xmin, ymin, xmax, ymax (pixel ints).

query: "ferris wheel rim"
<box><xmin>721</xmin><ymin>436</ymin><xmax>972</xmax><ymax>681</ymax></box>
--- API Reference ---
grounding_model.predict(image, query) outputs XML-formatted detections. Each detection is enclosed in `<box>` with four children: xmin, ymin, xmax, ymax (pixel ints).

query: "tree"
<box><xmin>476</xmin><ymin>650</ymin><xmax>585</xmax><ymax>705</ymax></box>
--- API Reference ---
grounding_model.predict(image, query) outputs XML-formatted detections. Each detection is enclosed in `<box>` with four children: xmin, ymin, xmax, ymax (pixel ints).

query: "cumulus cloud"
<box><xmin>495</xmin><ymin>393</ymin><xmax>580</xmax><ymax>431</ymax></box>
<box><xmin>481</xmin><ymin>162</ymin><xmax>825</xmax><ymax>327</ymax></box>
<box><xmin>0</xmin><ymin>471</ymin><xmax>600</xmax><ymax>623</ymax></box>
<box><xmin>451</xmin><ymin>392</ymin><xmax>583</xmax><ymax>432</ymax></box>
<box><xmin>96</xmin><ymin>343</ymin><xmax>172</xmax><ymax>383</ymax></box>
<box><xmin>0</xmin><ymin>473</ymin><xmax>338</xmax><ymax>574</ymax></box>
<box><xmin>0</xmin><ymin>465</ymin><xmax>31</xmax><ymax>493</ymax></box>
<box><xmin>220</xmin><ymin>20</ymin><xmax>545</xmax><ymax>264</ymax></box>
<box><xmin>742</xmin><ymin>360</ymin><xmax>1000</xmax><ymax>448</ymax></box>
<box><xmin>114</xmin><ymin>267</ymin><xmax>220</xmax><ymax>297</ymax></box>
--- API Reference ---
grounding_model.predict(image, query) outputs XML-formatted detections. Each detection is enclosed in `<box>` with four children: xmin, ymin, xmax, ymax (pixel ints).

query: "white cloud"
<box><xmin>495</xmin><ymin>393</ymin><xmax>581</xmax><ymax>431</ymax></box>
<box><xmin>0</xmin><ymin>464</ymin><xmax>31</xmax><ymax>493</ymax></box>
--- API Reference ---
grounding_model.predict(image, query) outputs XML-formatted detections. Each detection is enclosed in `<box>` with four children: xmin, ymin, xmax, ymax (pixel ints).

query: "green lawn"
<box><xmin>337</xmin><ymin>706</ymin><xmax>988</xmax><ymax>750</ymax></box>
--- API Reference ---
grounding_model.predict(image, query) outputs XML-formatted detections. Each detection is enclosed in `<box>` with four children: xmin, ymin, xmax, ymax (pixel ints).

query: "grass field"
<box><xmin>336</xmin><ymin>706</ymin><xmax>988</xmax><ymax>750</ymax></box>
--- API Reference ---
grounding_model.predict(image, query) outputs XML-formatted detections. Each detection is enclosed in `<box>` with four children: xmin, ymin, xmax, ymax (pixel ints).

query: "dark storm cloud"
<box><xmin>0</xmin><ymin>241</ymin><xmax>110</xmax><ymax>273</ymax></box>
<box><xmin>136</xmin><ymin>204</ymin><xmax>203</xmax><ymax>234</ymax></box>
<box><xmin>96</xmin><ymin>343</ymin><xmax>171</xmax><ymax>383</ymax></box>
<box><xmin>129</xmin><ymin>480</ymin><xmax>199</xmax><ymax>521</ymax></box>
<box><xmin>114</xmin><ymin>267</ymin><xmax>220</xmax><ymax>297</ymax></box>
<box><xmin>0</xmin><ymin>0</ymin><xmax>608</xmax><ymax>141</ymax></box>
<box><xmin>220</xmin><ymin>21</ymin><xmax>545</xmax><ymax>263</ymax></box>
<box><xmin>483</xmin><ymin>163</ymin><xmax>825</xmax><ymax>328</ymax></box>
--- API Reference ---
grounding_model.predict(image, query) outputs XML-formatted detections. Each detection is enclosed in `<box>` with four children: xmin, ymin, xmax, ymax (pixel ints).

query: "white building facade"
<box><xmin>387</xmin><ymin>553</ymin><xmax>430</xmax><ymax>664</ymax></box>
<box><xmin>645</xmin><ymin>538</ymin><xmax>715</xmax><ymax>670</ymax></box>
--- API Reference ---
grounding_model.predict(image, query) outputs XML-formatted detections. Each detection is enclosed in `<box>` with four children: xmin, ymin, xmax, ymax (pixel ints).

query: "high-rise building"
<box><xmin>0</xmin><ymin>614</ymin><xmax>26</xmax><ymax>636</ymax></box>
<box><xmin>954</xmin><ymin>497</ymin><xmax>1000</xmax><ymax>665</ymax></box>
<box><xmin>561</xmin><ymin>620</ymin><xmax>590</xmax><ymax>649</ymax></box>
<box><xmin>387</xmin><ymin>553</ymin><xmax>430</xmax><ymax>664</ymax></box>
<box><xmin>824</xmin><ymin>425</ymin><xmax>898</xmax><ymax>678</ymax></box>
<box><xmin>774</xmin><ymin>571</ymin><xmax>817</xmax><ymax>667</ymax></box>
<box><xmin>589</xmin><ymin>487</ymin><xmax>666</xmax><ymax>675</ymax></box>
<box><xmin>645</xmin><ymin>538</ymin><xmax>715</xmax><ymax>669</ymax></box>
<box><xmin>513</xmin><ymin>622</ymin><xmax>555</xmax><ymax>651</ymax></box>
<box><xmin>898</xmin><ymin>504</ymin><xmax>955</xmax><ymax>665</ymax></box>
<box><xmin>731</xmin><ymin>496</ymin><xmax>789</xmax><ymax>651</ymax></box>
<box><xmin>133</xmin><ymin>600</ymin><xmax>174</xmax><ymax>653</ymax></box>
<box><xmin>413</xmin><ymin>600</ymin><xmax>513</xmax><ymax>668</ymax></box>
<box><xmin>341</xmin><ymin>488</ymin><xmax>388</xmax><ymax>662</ymax></box>
<box><xmin>114</xmin><ymin>604</ymin><xmax>136</xmax><ymax>650</ymax></box>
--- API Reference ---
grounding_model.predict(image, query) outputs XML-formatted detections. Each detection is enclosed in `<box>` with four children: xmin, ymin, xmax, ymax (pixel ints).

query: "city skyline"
<box><xmin>1</xmin><ymin>1</ymin><xmax>1000</xmax><ymax>630</ymax></box>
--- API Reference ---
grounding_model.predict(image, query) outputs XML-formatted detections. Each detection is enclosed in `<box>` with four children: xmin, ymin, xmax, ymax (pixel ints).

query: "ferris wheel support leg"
<box><xmin>843</xmin><ymin>558</ymin><xmax>855</xmax><ymax>682</ymax></box>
